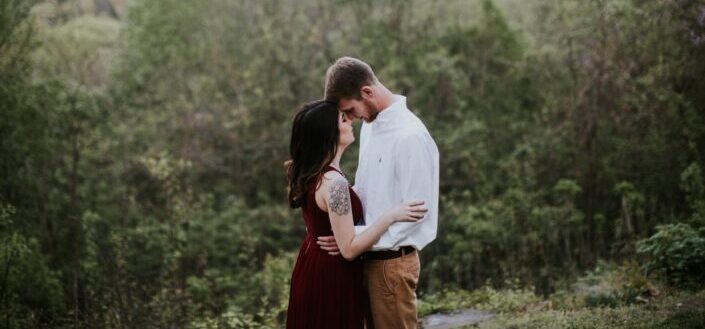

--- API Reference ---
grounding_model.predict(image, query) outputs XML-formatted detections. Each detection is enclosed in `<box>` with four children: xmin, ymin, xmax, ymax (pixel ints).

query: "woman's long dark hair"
<box><xmin>285</xmin><ymin>100</ymin><xmax>340</xmax><ymax>208</ymax></box>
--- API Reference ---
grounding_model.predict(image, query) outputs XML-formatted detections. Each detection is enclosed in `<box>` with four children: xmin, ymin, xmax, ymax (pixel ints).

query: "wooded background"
<box><xmin>1</xmin><ymin>0</ymin><xmax>704</xmax><ymax>328</ymax></box>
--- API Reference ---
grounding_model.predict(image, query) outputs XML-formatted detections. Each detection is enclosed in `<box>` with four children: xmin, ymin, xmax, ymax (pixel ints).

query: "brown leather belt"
<box><xmin>363</xmin><ymin>246</ymin><xmax>416</xmax><ymax>261</ymax></box>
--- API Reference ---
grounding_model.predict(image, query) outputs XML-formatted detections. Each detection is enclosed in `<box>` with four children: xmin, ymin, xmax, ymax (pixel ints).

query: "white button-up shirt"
<box><xmin>353</xmin><ymin>95</ymin><xmax>439</xmax><ymax>251</ymax></box>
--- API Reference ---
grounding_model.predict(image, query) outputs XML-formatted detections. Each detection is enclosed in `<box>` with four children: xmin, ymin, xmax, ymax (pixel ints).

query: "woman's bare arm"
<box><xmin>316</xmin><ymin>172</ymin><xmax>426</xmax><ymax>260</ymax></box>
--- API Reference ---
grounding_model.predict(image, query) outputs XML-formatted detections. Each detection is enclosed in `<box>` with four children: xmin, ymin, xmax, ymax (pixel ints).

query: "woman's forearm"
<box><xmin>339</xmin><ymin>214</ymin><xmax>393</xmax><ymax>260</ymax></box>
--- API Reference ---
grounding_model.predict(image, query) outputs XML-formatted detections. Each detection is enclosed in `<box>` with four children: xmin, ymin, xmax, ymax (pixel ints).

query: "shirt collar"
<box><xmin>372</xmin><ymin>95</ymin><xmax>406</xmax><ymax>129</ymax></box>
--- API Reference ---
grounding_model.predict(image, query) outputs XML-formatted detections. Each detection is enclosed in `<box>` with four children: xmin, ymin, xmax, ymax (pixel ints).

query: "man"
<box><xmin>317</xmin><ymin>57</ymin><xmax>439</xmax><ymax>328</ymax></box>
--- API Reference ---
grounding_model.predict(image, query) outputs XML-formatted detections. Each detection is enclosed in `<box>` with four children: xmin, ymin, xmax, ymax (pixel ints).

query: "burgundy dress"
<box><xmin>286</xmin><ymin>166</ymin><xmax>366</xmax><ymax>329</ymax></box>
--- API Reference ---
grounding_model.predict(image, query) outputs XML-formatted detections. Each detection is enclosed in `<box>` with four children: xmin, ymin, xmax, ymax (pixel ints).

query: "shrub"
<box><xmin>419</xmin><ymin>281</ymin><xmax>541</xmax><ymax>316</ymax></box>
<box><xmin>476</xmin><ymin>285</ymin><xmax>541</xmax><ymax>313</ymax></box>
<box><xmin>0</xmin><ymin>204</ymin><xmax>65</xmax><ymax>329</ymax></box>
<box><xmin>584</xmin><ymin>292</ymin><xmax>619</xmax><ymax>308</ymax></box>
<box><xmin>636</xmin><ymin>223</ymin><xmax>705</xmax><ymax>288</ymax></box>
<box><xmin>551</xmin><ymin>261</ymin><xmax>659</xmax><ymax>310</ymax></box>
<box><xmin>418</xmin><ymin>289</ymin><xmax>480</xmax><ymax>317</ymax></box>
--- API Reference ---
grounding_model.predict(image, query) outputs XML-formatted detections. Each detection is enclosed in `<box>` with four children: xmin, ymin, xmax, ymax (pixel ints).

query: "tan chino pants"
<box><xmin>363</xmin><ymin>250</ymin><xmax>420</xmax><ymax>329</ymax></box>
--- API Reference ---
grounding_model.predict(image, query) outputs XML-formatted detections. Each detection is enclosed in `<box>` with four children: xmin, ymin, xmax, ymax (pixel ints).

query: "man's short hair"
<box><xmin>324</xmin><ymin>57</ymin><xmax>378</xmax><ymax>102</ymax></box>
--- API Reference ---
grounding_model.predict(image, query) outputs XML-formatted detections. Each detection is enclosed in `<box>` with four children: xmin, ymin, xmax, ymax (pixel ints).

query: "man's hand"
<box><xmin>317</xmin><ymin>236</ymin><xmax>340</xmax><ymax>256</ymax></box>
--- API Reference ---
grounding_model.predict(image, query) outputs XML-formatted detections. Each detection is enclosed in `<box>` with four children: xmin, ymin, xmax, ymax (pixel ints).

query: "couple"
<box><xmin>285</xmin><ymin>57</ymin><xmax>439</xmax><ymax>329</ymax></box>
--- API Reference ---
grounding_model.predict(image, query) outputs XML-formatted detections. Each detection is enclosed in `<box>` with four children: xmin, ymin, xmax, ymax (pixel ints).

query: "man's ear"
<box><xmin>360</xmin><ymin>86</ymin><xmax>374</xmax><ymax>99</ymax></box>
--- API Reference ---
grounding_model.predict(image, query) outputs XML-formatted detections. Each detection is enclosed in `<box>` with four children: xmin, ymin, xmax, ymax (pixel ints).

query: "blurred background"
<box><xmin>1</xmin><ymin>0</ymin><xmax>704</xmax><ymax>328</ymax></box>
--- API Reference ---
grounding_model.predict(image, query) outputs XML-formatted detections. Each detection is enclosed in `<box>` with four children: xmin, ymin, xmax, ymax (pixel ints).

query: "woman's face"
<box><xmin>338</xmin><ymin>110</ymin><xmax>355</xmax><ymax>147</ymax></box>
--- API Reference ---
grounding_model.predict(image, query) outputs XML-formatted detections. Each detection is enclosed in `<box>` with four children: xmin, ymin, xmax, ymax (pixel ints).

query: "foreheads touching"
<box><xmin>324</xmin><ymin>56</ymin><xmax>378</xmax><ymax>101</ymax></box>
<box><xmin>324</xmin><ymin>57</ymin><xmax>380</xmax><ymax>122</ymax></box>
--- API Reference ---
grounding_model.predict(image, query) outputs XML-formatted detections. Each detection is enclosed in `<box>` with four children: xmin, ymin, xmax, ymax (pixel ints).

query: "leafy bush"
<box><xmin>584</xmin><ymin>292</ymin><xmax>619</xmax><ymax>308</ymax></box>
<box><xmin>476</xmin><ymin>285</ymin><xmax>541</xmax><ymax>313</ymax></box>
<box><xmin>189</xmin><ymin>306</ymin><xmax>259</xmax><ymax>329</ymax></box>
<box><xmin>0</xmin><ymin>204</ymin><xmax>65</xmax><ymax>329</ymax></box>
<box><xmin>188</xmin><ymin>252</ymin><xmax>294</xmax><ymax>329</ymax></box>
<box><xmin>419</xmin><ymin>281</ymin><xmax>541</xmax><ymax>316</ymax></box>
<box><xmin>549</xmin><ymin>261</ymin><xmax>659</xmax><ymax>310</ymax></box>
<box><xmin>636</xmin><ymin>223</ymin><xmax>705</xmax><ymax>288</ymax></box>
<box><xmin>418</xmin><ymin>289</ymin><xmax>480</xmax><ymax>317</ymax></box>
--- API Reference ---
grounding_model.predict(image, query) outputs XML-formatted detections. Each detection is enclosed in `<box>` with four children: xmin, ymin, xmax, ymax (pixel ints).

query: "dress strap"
<box><xmin>325</xmin><ymin>165</ymin><xmax>344</xmax><ymax>176</ymax></box>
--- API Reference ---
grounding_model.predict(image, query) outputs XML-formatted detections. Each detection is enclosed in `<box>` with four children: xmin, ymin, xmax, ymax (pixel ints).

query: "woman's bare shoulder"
<box><xmin>314</xmin><ymin>170</ymin><xmax>348</xmax><ymax>212</ymax></box>
<box><xmin>318</xmin><ymin>170</ymin><xmax>348</xmax><ymax>193</ymax></box>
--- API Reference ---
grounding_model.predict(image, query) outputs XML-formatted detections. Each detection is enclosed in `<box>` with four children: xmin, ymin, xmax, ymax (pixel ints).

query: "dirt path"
<box><xmin>421</xmin><ymin>309</ymin><xmax>494</xmax><ymax>329</ymax></box>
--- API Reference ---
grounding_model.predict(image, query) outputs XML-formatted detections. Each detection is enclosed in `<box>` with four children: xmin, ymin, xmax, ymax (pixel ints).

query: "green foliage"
<box><xmin>188</xmin><ymin>253</ymin><xmax>294</xmax><ymax>329</ymax></box>
<box><xmin>419</xmin><ymin>289</ymin><xmax>478</xmax><ymax>317</ymax></box>
<box><xmin>419</xmin><ymin>282</ymin><xmax>541</xmax><ymax>317</ymax></box>
<box><xmin>2</xmin><ymin>0</ymin><xmax>705</xmax><ymax>326</ymax></box>
<box><xmin>545</xmin><ymin>261</ymin><xmax>660</xmax><ymax>313</ymax></box>
<box><xmin>680</xmin><ymin>163</ymin><xmax>705</xmax><ymax>227</ymax></box>
<box><xmin>636</xmin><ymin>224</ymin><xmax>705</xmax><ymax>288</ymax></box>
<box><xmin>476</xmin><ymin>285</ymin><xmax>541</xmax><ymax>314</ymax></box>
<box><xmin>0</xmin><ymin>203</ymin><xmax>64</xmax><ymax>329</ymax></box>
<box><xmin>584</xmin><ymin>292</ymin><xmax>619</xmax><ymax>308</ymax></box>
<box><xmin>476</xmin><ymin>289</ymin><xmax>705</xmax><ymax>329</ymax></box>
<box><xmin>189</xmin><ymin>306</ymin><xmax>259</xmax><ymax>329</ymax></box>
<box><xmin>32</xmin><ymin>15</ymin><xmax>120</xmax><ymax>88</ymax></box>
<box><xmin>474</xmin><ymin>264</ymin><xmax>704</xmax><ymax>329</ymax></box>
<box><xmin>613</xmin><ymin>181</ymin><xmax>645</xmax><ymax>239</ymax></box>
<box><xmin>477</xmin><ymin>305</ymin><xmax>705</xmax><ymax>329</ymax></box>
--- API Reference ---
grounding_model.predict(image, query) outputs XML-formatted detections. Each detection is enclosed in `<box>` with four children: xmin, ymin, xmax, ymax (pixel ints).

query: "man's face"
<box><xmin>338</xmin><ymin>97</ymin><xmax>378</xmax><ymax>123</ymax></box>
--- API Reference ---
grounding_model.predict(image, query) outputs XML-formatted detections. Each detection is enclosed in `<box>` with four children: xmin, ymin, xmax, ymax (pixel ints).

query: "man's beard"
<box><xmin>364</xmin><ymin>98</ymin><xmax>379</xmax><ymax>122</ymax></box>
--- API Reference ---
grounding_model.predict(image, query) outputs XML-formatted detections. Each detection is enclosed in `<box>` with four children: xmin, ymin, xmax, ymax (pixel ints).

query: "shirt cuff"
<box><xmin>354</xmin><ymin>225</ymin><xmax>368</xmax><ymax>235</ymax></box>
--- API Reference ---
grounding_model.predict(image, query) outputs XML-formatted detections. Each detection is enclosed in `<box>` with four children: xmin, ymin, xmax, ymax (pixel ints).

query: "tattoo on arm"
<box><xmin>328</xmin><ymin>178</ymin><xmax>351</xmax><ymax>216</ymax></box>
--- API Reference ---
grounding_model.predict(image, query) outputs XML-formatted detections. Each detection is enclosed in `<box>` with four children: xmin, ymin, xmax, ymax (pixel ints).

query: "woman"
<box><xmin>284</xmin><ymin>100</ymin><xmax>427</xmax><ymax>328</ymax></box>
